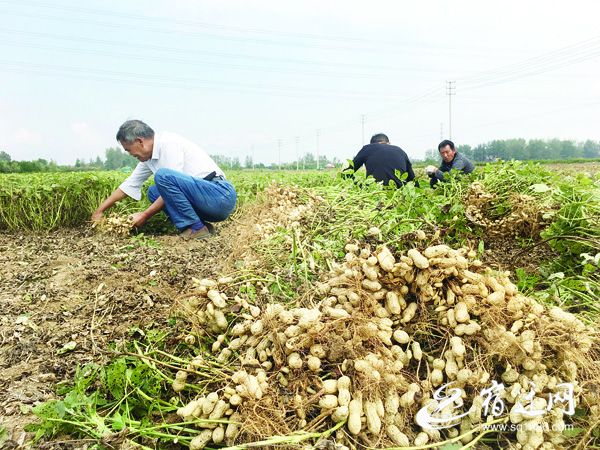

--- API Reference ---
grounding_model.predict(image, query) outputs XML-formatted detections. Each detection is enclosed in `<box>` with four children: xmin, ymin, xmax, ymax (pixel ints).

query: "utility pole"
<box><xmin>302</xmin><ymin>141</ymin><xmax>306</xmax><ymax>170</ymax></box>
<box><xmin>277</xmin><ymin>139</ymin><xmax>282</xmax><ymax>170</ymax></box>
<box><xmin>361</xmin><ymin>114</ymin><xmax>366</xmax><ymax>145</ymax></box>
<box><xmin>251</xmin><ymin>145</ymin><xmax>255</xmax><ymax>170</ymax></box>
<box><xmin>440</xmin><ymin>123</ymin><xmax>444</xmax><ymax>140</ymax></box>
<box><xmin>316</xmin><ymin>129</ymin><xmax>321</xmax><ymax>170</ymax></box>
<box><xmin>295</xmin><ymin>136</ymin><xmax>300</xmax><ymax>171</ymax></box>
<box><xmin>446</xmin><ymin>81</ymin><xmax>455</xmax><ymax>140</ymax></box>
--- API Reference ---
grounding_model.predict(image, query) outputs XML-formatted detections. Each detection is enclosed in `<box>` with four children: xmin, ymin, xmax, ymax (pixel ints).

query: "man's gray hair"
<box><xmin>116</xmin><ymin>120</ymin><xmax>155</xmax><ymax>144</ymax></box>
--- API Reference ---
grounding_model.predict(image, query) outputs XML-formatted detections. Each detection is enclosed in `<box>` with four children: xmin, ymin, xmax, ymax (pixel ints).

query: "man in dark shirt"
<box><xmin>343</xmin><ymin>133</ymin><xmax>417</xmax><ymax>187</ymax></box>
<box><xmin>426</xmin><ymin>139</ymin><xmax>474</xmax><ymax>188</ymax></box>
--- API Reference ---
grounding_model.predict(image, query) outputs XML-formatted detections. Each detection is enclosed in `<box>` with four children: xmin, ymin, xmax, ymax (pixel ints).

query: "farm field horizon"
<box><xmin>1</xmin><ymin>160</ymin><xmax>599</xmax><ymax>449</ymax></box>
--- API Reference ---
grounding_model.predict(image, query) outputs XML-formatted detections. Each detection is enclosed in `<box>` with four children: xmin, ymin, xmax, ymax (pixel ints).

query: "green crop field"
<box><xmin>1</xmin><ymin>161</ymin><xmax>599</xmax><ymax>449</ymax></box>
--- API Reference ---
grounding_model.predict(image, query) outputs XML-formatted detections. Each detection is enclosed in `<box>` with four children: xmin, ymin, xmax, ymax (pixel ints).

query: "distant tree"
<box><xmin>505</xmin><ymin>138</ymin><xmax>527</xmax><ymax>160</ymax></box>
<box><xmin>210</xmin><ymin>154</ymin><xmax>226</xmax><ymax>167</ymax></box>
<box><xmin>471</xmin><ymin>143</ymin><xmax>489</xmax><ymax>162</ymax></box>
<box><xmin>526</xmin><ymin>139</ymin><xmax>547</xmax><ymax>160</ymax></box>
<box><xmin>18</xmin><ymin>160</ymin><xmax>46</xmax><ymax>172</ymax></box>
<box><xmin>301</xmin><ymin>152</ymin><xmax>316</xmax><ymax>169</ymax></box>
<box><xmin>104</xmin><ymin>147</ymin><xmax>136</xmax><ymax>170</ymax></box>
<box><xmin>244</xmin><ymin>155</ymin><xmax>254</xmax><ymax>169</ymax></box>
<box><xmin>457</xmin><ymin>144</ymin><xmax>473</xmax><ymax>160</ymax></box>
<box><xmin>546</xmin><ymin>139</ymin><xmax>563</xmax><ymax>160</ymax></box>
<box><xmin>424</xmin><ymin>148</ymin><xmax>437</xmax><ymax>161</ymax></box>
<box><xmin>318</xmin><ymin>155</ymin><xmax>328</xmax><ymax>168</ymax></box>
<box><xmin>231</xmin><ymin>157</ymin><xmax>241</xmax><ymax>170</ymax></box>
<box><xmin>0</xmin><ymin>150</ymin><xmax>11</xmax><ymax>162</ymax></box>
<box><xmin>559</xmin><ymin>140</ymin><xmax>580</xmax><ymax>159</ymax></box>
<box><xmin>583</xmin><ymin>140</ymin><xmax>600</xmax><ymax>158</ymax></box>
<box><xmin>488</xmin><ymin>140</ymin><xmax>508</xmax><ymax>160</ymax></box>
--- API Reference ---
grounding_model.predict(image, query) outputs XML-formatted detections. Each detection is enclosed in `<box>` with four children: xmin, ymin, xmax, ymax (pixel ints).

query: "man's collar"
<box><xmin>150</xmin><ymin>135</ymin><xmax>160</xmax><ymax>160</ymax></box>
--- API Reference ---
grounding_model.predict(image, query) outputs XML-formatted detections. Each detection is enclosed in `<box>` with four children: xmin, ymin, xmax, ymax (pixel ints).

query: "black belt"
<box><xmin>203</xmin><ymin>171</ymin><xmax>225</xmax><ymax>181</ymax></box>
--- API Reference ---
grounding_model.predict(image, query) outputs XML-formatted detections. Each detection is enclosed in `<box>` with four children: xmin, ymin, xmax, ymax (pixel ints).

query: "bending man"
<box><xmin>426</xmin><ymin>139</ymin><xmax>474</xmax><ymax>188</ymax></box>
<box><xmin>92</xmin><ymin>120</ymin><xmax>237</xmax><ymax>239</ymax></box>
<box><xmin>343</xmin><ymin>133</ymin><xmax>417</xmax><ymax>187</ymax></box>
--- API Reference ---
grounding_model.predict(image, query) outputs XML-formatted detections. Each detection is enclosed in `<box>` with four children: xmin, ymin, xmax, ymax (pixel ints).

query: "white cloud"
<box><xmin>71</xmin><ymin>121</ymin><xmax>92</xmax><ymax>134</ymax></box>
<box><xmin>70</xmin><ymin>121</ymin><xmax>103</xmax><ymax>144</ymax></box>
<box><xmin>13</xmin><ymin>127</ymin><xmax>42</xmax><ymax>145</ymax></box>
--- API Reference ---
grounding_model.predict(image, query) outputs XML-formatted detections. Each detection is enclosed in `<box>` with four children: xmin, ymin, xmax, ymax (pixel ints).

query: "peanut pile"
<box><xmin>175</xmin><ymin>240</ymin><xmax>598</xmax><ymax>449</ymax></box>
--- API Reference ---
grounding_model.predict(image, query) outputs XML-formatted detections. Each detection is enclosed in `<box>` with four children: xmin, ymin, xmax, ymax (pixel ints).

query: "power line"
<box><xmin>0</xmin><ymin>27</ymin><xmax>455</xmax><ymax>74</ymax></box>
<box><xmin>0</xmin><ymin>59</ymin><xmax>418</xmax><ymax>100</ymax></box>
<box><xmin>0</xmin><ymin>36</ymin><xmax>445</xmax><ymax>82</ymax></box>
<box><xmin>3</xmin><ymin>1</ymin><xmax>599</xmax><ymax>166</ymax></box>
<box><xmin>0</xmin><ymin>0</ymin><xmax>520</xmax><ymax>54</ymax></box>
<box><xmin>458</xmin><ymin>36</ymin><xmax>600</xmax><ymax>84</ymax></box>
<box><xmin>459</xmin><ymin>50</ymin><xmax>600</xmax><ymax>92</ymax></box>
<box><xmin>455</xmin><ymin>37</ymin><xmax>600</xmax><ymax>92</ymax></box>
<box><xmin>254</xmin><ymin>83</ymin><xmax>447</xmax><ymax>162</ymax></box>
<box><xmin>0</xmin><ymin>6</ymin><xmax>476</xmax><ymax>56</ymax></box>
<box><xmin>3</xmin><ymin>23</ymin><xmax>596</xmax><ymax>97</ymax></box>
<box><xmin>0</xmin><ymin>0</ymin><xmax>400</xmax><ymax>46</ymax></box>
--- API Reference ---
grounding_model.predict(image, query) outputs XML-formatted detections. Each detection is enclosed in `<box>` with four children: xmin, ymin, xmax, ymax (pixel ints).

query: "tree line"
<box><xmin>424</xmin><ymin>138</ymin><xmax>600</xmax><ymax>162</ymax></box>
<box><xmin>0</xmin><ymin>148</ymin><xmax>342</xmax><ymax>173</ymax></box>
<box><xmin>0</xmin><ymin>148</ymin><xmax>138</xmax><ymax>173</ymax></box>
<box><xmin>2</xmin><ymin>138</ymin><xmax>599</xmax><ymax>173</ymax></box>
<box><xmin>212</xmin><ymin>153</ymin><xmax>341</xmax><ymax>170</ymax></box>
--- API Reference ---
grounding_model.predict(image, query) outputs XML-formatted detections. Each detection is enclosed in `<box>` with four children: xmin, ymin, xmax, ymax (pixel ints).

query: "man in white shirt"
<box><xmin>91</xmin><ymin>120</ymin><xmax>237</xmax><ymax>239</ymax></box>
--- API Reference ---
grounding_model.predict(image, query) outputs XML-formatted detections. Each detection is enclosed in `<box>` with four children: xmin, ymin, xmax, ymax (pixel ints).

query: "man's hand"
<box><xmin>92</xmin><ymin>188</ymin><xmax>129</xmax><ymax>223</ymax></box>
<box><xmin>130</xmin><ymin>211</ymin><xmax>148</xmax><ymax>228</ymax></box>
<box><xmin>425</xmin><ymin>165</ymin><xmax>437</xmax><ymax>176</ymax></box>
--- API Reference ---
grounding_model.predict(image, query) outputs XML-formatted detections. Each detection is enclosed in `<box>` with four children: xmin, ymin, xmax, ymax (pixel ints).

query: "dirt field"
<box><xmin>0</xmin><ymin>215</ymin><xmax>554</xmax><ymax>448</ymax></box>
<box><xmin>544</xmin><ymin>161</ymin><xmax>600</xmax><ymax>175</ymax></box>
<box><xmin>0</xmin><ymin>226</ymin><xmax>235</xmax><ymax>448</ymax></box>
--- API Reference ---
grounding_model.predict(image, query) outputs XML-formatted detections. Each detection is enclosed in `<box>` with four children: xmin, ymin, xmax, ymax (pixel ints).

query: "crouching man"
<box><xmin>426</xmin><ymin>139</ymin><xmax>474</xmax><ymax>188</ymax></box>
<box><xmin>343</xmin><ymin>133</ymin><xmax>418</xmax><ymax>188</ymax></box>
<box><xmin>91</xmin><ymin>120</ymin><xmax>237</xmax><ymax>239</ymax></box>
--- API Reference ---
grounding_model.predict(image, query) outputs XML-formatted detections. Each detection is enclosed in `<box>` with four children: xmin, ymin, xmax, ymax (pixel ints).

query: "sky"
<box><xmin>1</xmin><ymin>0</ymin><xmax>600</xmax><ymax>165</ymax></box>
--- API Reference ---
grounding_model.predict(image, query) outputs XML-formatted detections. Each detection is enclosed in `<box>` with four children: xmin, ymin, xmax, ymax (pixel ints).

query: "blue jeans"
<box><xmin>148</xmin><ymin>168</ymin><xmax>237</xmax><ymax>230</ymax></box>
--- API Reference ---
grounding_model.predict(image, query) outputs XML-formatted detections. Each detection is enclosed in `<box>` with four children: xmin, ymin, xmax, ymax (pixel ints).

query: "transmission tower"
<box><xmin>316</xmin><ymin>129</ymin><xmax>321</xmax><ymax>170</ymax></box>
<box><xmin>446</xmin><ymin>81</ymin><xmax>456</xmax><ymax>140</ymax></box>
<box><xmin>295</xmin><ymin>136</ymin><xmax>299</xmax><ymax>171</ymax></box>
<box><xmin>361</xmin><ymin>114</ymin><xmax>366</xmax><ymax>145</ymax></box>
<box><xmin>277</xmin><ymin>139</ymin><xmax>282</xmax><ymax>170</ymax></box>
